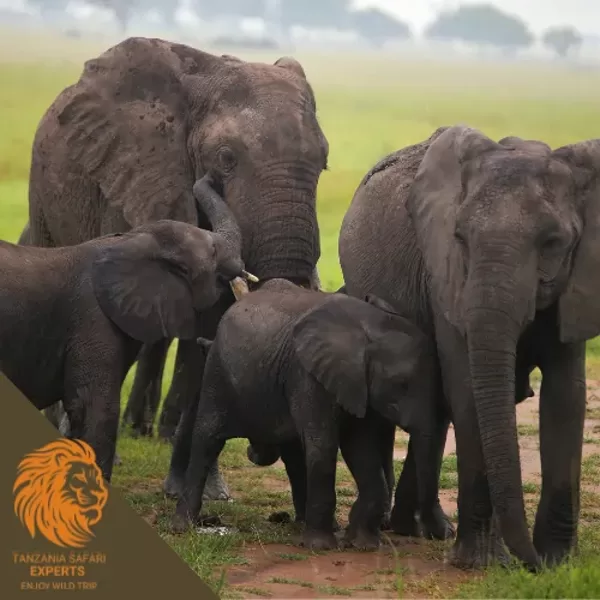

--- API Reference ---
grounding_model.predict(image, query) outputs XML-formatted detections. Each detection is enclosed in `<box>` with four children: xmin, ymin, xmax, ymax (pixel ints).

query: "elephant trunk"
<box><xmin>242</xmin><ymin>166</ymin><xmax>320</xmax><ymax>284</ymax></box>
<box><xmin>193</xmin><ymin>177</ymin><xmax>253</xmax><ymax>299</ymax></box>
<box><xmin>464</xmin><ymin>243</ymin><xmax>540</xmax><ymax>570</ymax></box>
<box><xmin>193</xmin><ymin>178</ymin><xmax>243</xmax><ymax>259</ymax></box>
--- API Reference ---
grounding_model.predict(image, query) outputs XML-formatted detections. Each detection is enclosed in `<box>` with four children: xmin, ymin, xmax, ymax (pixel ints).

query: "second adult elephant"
<box><xmin>27</xmin><ymin>37</ymin><xmax>328</xmax><ymax>498</ymax></box>
<box><xmin>339</xmin><ymin>125</ymin><xmax>600</xmax><ymax>570</ymax></box>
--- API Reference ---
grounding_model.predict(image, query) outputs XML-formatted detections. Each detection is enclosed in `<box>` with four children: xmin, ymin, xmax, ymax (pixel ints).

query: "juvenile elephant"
<box><xmin>27</xmin><ymin>36</ymin><xmax>328</xmax><ymax>498</ymax></box>
<box><xmin>339</xmin><ymin>125</ymin><xmax>600</xmax><ymax>571</ymax></box>
<box><xmin>166</xmin><ymin>279</ymin><xmax>447</xmax><ymax>550</ymax></box>
<box><xmin>0</xmin><ymin>177</ymin><xmax>251</xmax><ymax>482</ymax></box>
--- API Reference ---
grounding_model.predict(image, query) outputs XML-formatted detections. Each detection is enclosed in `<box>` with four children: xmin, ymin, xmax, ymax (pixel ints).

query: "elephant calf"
<box><xmin>0</xmin><ymin>177</ymin><xmax>252</xmax><ymax>482</ymax></box>
<box><xmin>166</xmin><ymin>278</ymin><xmax>446</xmax><ymax>550</ymax></box>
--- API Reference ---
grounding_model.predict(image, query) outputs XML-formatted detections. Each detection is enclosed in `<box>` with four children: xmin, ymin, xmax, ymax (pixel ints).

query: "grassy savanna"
<box><xmin>3</xmin><ymin>28</ymin><xmax>600</xmax><ymax>597</ymax></box>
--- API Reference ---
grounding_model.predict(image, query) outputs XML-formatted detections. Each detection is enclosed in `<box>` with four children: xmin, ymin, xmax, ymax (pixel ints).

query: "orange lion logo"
<box><xmin>13</xmin><ymin>439</ymin><xmax>108</xmax><ymax>548</ymax></box>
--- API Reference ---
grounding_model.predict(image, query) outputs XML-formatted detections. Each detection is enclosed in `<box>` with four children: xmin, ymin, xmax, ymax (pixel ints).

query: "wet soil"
<box><xmin>225</xmin><ymin>381</ymin><xmax>600</xmax><ymax>598</ymax></box>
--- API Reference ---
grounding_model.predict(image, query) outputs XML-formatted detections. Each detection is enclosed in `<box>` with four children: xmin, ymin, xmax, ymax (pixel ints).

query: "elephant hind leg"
<box><xmin>340</xmin><ymin>416</ymin><xmax>388</xmax><ymax>550</ymax></box>
<box><xmin>122</xmin><ymin>338</ymin><xmax>170</xmax><ymax>437</ymax></box>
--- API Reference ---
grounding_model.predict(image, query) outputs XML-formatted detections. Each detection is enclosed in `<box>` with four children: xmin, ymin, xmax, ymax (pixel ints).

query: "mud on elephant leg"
<box><xmin>123</xmin><ymin>339</ymin><xmax>170</xmax><ymax>437</ymax></box>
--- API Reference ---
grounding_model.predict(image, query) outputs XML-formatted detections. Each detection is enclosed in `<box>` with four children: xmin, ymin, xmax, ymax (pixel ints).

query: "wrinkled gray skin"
<box><xmin>339</xmin><ymin>125</ymin><xmax>600</xmax><ymax>571</ymax></box>
<box><xmin>0</xmin><ymin>177</ymin><xmax>246</xmax><ymax>482</ymax></box>
<box><xmin>17</xmin><ymin>225</ymin><xmax>125</xmax><ymax>468</ymax></box>
<box><xmin>25</xmin><ymin>37</ymin><xmax>328</xmax><ymax>500</ymax></box>
<box><xmin>166</xmin><ymin>279</ymin><xmax>447</xmax><ymax>550</ymax></box>
<box><xmin>246</xmin><ymin>284</ymin><xmax>456</xmax><ymax>539</ymax></box>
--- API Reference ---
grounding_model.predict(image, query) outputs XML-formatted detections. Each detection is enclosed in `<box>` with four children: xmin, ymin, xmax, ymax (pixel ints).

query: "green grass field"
<box><xmin>3</xmin><ymin>29</ymin><xmax>600</xmax><ymax>598</ymax></box>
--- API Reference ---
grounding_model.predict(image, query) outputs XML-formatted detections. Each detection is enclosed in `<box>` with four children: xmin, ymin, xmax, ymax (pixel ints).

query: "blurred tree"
<box><xmin>278</xmin><ymin>0</ymin><xmax>352</xmax><ymax>29</ymax></box>
<box><xmin>194</xmin><ymin>0</ymin><xmax>266</xmax><ymax>20</ymax></box>
<box><xmin>425</xmin><ymin>3</ymin><xmax>533</xmax><ymax>51</ymax></box>
<box><xmin>27</xmin><ymin>0</ymin><xmax>70</xmax><ymax>22</ymax></box>
<box><xmin>85</xmin><ymin>0</ymin><xmax>135</xmax><ymax>33</ymax></box>
<box><xmin>350</xmin><ymin>7</ymin><xmax>411</xmax><ymax>46</ymax></box>
<box><xmin>542</xmin><ymin>25</ymin><xmax>582</xmax><ymax>58</ymax></box>
<box><xmin>136</xmin><ymin>0</ymin><xmax>181</xmax><ymax>28</ymax></box>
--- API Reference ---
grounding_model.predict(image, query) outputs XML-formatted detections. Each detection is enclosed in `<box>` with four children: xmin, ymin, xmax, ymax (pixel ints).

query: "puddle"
<box><xmin>228</xmin><ymin>539</ymin><xmax>469</xmax><ymax>598</ymax></box>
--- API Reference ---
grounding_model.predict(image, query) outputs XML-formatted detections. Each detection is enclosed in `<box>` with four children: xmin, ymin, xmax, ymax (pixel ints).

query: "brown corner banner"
<box><xmin>0</xmin><ymin>373</ymin><xmax>219</xmax><ymax>599</ymax></box>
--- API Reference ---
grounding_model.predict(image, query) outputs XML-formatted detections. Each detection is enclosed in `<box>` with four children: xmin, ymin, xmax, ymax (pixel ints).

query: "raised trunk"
<box><xmin>193</xmin><ymin>177</ymin><xmax>249</xmax><ymax>298</ymax></box>
<box><xmin>193</xmin><ymin>178</ymin><xmax>243</xmax><ymax>259</ymax></box>
<box><xmin>465</xmin><ymin>247</ymin><xmax>540</xmax><ymax>569</ymax></box>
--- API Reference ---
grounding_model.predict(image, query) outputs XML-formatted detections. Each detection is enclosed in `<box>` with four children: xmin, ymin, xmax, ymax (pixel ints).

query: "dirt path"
<box><xmin>225</xmin><ymin>381</ymin><xmax>600</xmax><ymax>598</ymax></box>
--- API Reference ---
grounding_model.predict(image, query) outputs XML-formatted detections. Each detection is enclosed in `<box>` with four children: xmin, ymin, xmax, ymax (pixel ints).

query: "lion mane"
<box><xmin>13</xmin><ymin>439</ymin><xmax>108</xmax><ymax>548</ymax></box>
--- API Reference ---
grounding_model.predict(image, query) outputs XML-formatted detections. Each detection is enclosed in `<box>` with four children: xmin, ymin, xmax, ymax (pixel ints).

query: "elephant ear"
<box><xmin>554</xmin><ymin>140</ymin><xmax>600</xmax><ymax>343</ymax></box>
<box><xmin>57</xmin><ymin>38</ymin><xmax>218</xmax><ymax>227</ymax></box>
<box><xmin>293</xmin><ymin>299</ymin><xmax>368</xmax><ymax>418</ymax></box>
<box><xmin>407</xmin><ymin>125</ymin><xmax>501</xmax><ymax>328</ymax></box>
<box><xmin>274</xmin><ymin>56</ymin><xmax>306</xmax><ymax>79</ymax></box>
<box><xmin>91</xmin><ymin>232</ymin><xmax>196</xmax><ymax>344</ymax></box>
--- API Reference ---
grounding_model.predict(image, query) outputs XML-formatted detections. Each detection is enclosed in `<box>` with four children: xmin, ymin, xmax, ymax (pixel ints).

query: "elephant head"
<box><xmin>293</xmin><ymin>294</ymin><xmax>434</xmax><ymax>422</ymax></box>
<box><xmin>407</xmin><ymin>124</ymin><xmax>600</xmax><ymax>567</ymax></box>
<box><xmin>55</xmin><ymin>37</ymin><xmax>328</xmax><ymax>285</ymax></box>
<box><xmin>92</xmin><ymin>175</ymin><xmax>249</xmax><ymax>344</ymax></box>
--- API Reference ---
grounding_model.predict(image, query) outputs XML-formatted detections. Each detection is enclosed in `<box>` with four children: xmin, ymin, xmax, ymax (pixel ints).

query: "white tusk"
<box><xmin>229</xmin><ymin>276</ymin><xmax>250</xmax><ymax>300</ymax></box>
<box><xmin>242</xmin><ymin>270</ymin><xmax>259</xmax><ymax>283</ymax></box>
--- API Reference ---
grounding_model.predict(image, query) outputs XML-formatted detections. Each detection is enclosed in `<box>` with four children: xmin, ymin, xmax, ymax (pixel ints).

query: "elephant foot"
<box><xmin>203</xmin><ymin>465</ymin><xmax>231</xmax><ymax>501</ymax></box>
<box><xmin>420</xmin><ymin>503</ymin><xmax>456</xmax><ymax>540</ymax></box>
<box><xmin>139</xmin><ymin>422</ymin><xmax>155</xmax><ymax>438</ymax></box>
<box><xmin>157</xmin><ymin>424</ymin><xmax>177</xmax><ymax>443</ymax></box>
<box><xmin>292</xmin><ymin>513</ymin><xmax>340</xmax><ymax>532</ymax></box>
<box><xmin>170</xmin><ymin>512</ymin><xmax>221</xmax><ymax>534</ymax></box>
<box><xmin>301</xmin><ymin>529</ymin><xmax>338</xmax><ymax>551</ymax></box>
<box><xmin>170</xmin><ymin>513</ymin><xmax>192</xmax><ymax>534</ymax></box>
<box><xmin>447</xmin><ymin>533</ymin><xmax>510</xmax><ymax>570</ymax></box>
<box><xmin>163</xmin><ymin>472</ymin><xmax>185</xmax><ymax>498</ymax></box>
<box><xmin>341</xmin><ymin>528</ymin><xmax>381</xmax><ymax>551</ymax></box>
<box><xmin>389</xmin><ymin>505</ymin><xmax>421</xmax><ymax>537</ymax></box>
<box><xmin>269</xmin><ymin>511</ymin><xmax>340</xmax><ymax>532</ymax></box>
<box><xmin>380</xmin><ymin>512</ymin><xmax>392</xmax><ymax>531</ymax></box>
<box><xmin>127</xmin><ymin>421</ymin><xmax>154</xmax><ymax>439</ymax></box>
<box><xmin>533</xmin><ymin>529</ymin><xmax>577</xmax><ymax>568</ymax></box>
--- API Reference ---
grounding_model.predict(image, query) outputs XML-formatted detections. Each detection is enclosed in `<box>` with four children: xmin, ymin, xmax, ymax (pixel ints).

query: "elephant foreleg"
<box><xmin>534</xmin><ymin>340</ymin><xmax>586</xmax><ymax>566</ymax></box>
<box><xmin>122</xmin><ymin>338</ymin><xmax>169</xmax><ymax>437</ymax></box>
<box><xmin>157</xmin><ymin>340</ymin><xmax>195</xmax><ymax>442</ymax></box>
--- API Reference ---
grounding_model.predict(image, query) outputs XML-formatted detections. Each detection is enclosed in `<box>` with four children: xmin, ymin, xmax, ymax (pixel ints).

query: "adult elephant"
<box><xmin>27</xmin><ymin>36</ymin><xmax>328</xmax><ymax>499</ymax></box>
<box><xmin>339</xmin><ymin>125</ymin><xmax>600</xmax><ymax>571</ymax></box>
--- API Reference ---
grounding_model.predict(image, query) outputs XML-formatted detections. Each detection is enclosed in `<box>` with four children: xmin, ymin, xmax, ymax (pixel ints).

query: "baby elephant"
<box><xmin>167</xmin><ymin>279</ymin><xmax>443</xmax><ymax>550</ymax></box>
<box><xmin>0</xmin><ymin>176</ymin><xmax>253</xmax><ymax>482</ymax></box>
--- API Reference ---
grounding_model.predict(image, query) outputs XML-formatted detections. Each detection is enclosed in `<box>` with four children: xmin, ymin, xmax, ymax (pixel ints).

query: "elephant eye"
<box><xmin>216</xmin><ymin>147</ymin><xmax>236</xmax><ymax>173</ymax></box>
<box><xmin>541</xmin><ymin>234</ymin><xmax>564</xmax><ymax>253</ymax></box>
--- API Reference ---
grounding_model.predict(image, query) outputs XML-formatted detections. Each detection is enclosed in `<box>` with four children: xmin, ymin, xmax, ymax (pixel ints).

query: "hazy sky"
<box><xmin>5</xmin><ymin>0</ymin><xmax>600</xmax><ymax>37</ymax></box>
<box><xmin>355</xmin><ymin>0</ymin><xmax>600</xmax><ymax>36</ymax></box>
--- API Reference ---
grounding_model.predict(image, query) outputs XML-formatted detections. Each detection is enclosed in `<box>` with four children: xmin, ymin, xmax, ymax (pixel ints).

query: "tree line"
<box><xmin>26</xmin><ymin>0</ymin><xmax>584</xmax><ymax>58</ymax></box>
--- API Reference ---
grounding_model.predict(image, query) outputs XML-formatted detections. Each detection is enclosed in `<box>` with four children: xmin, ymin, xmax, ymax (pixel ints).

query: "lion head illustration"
<box><xmin>13</xmin><ymin>439</ymin><xmax>108</xmax><ymax>548</ymax></box>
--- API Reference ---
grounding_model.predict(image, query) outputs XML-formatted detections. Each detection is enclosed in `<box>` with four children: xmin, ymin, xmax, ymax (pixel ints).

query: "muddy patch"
<box><xmin>228</xmin><ymin>539</ymin><xmax>470</xmax><ymax>599</ymax></box>
<box><xmin>219</xmin><ymin>380</ymin><xmax>600</xmax><ymax>598</ymax></box>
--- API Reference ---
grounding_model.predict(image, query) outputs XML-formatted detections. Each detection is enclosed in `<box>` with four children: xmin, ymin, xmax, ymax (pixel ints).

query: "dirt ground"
<box><xmin>225</xmin><ymin>380</ymin><xmax>600</xmax><ymax>599</ymax></box>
